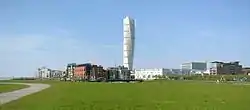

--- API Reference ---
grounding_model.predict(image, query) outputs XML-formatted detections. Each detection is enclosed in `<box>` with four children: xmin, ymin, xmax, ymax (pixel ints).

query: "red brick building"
<box><xmin>74</xmin><ymin>64</ymin><xmax>87</xmax><ymax>79</ymax></box>
<box><xmin>72</xmin><ymin>63</ymin><xmax>106</xmax><ymax>81</ymax></box>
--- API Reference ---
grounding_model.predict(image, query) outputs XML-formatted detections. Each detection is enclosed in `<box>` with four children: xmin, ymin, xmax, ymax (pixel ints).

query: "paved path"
<box><xmin>0</xmin><ymin>82</ymin><xmax>50</xmax><ymax>105</ymax></box>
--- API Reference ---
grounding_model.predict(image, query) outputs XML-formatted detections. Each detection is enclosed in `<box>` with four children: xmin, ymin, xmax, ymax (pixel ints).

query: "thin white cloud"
<box><xmin>101</xmin><ymin>44</ymin><xmax>120</xmax><ymax>49</ymax></box>
<box><xmin>0</xmin><ymin>34</ymin><xmax>91</xmax><ymax>53</ymax></box>
<box><xmin>0</xmin><ymin>33</ymin><xmax>99</xmax><ymax>77</ymax></box>
<box><xmin>54</xmin><ymin>27</ymin><xmax>72</xmax><ymax>36</ymax></box>
<box><xmin>0</xmin><ymin>35</ymin><xmax>44</xmax><ymax>52</ymax></box>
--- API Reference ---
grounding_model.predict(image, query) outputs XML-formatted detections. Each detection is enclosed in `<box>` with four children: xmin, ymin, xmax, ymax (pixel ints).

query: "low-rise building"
<box><xmin>106</xmin><ymin>66</ymin><xmax>131</xmax><ymax>80</ymax></box>
<box><xmin>90</xmin><ymin>65</ymin><xmax>105</xmax><ymax>80</ymax></box>
<box><xmin>209</xmin><ymin>61</ymin><xmax>243</xmax><ymax>75</ymax></box>
<box><xmin>50</xmin><ymin>70</ymin><xmax>63</xmax><ymax>78</ymax></box>
<box><xmin>66</xmin><ymin>63</ymin><xmax>77</xmax><ymax>78</ymax></box>
<box><xmin>38</xmin><ymin>67</ymin><xmax>64</xmax><ymax>79</ymax></box>
<box><xmin>242</xmin><ymin>67</ymin><xmax>250</xmax><ymax>75</ymax></box>
<box><xmin>181</xmin><ymin>62</ymin><xmax>207</xmax><ymax>75</ymax></box>
<box><xmin>73</xmin><ymin>63</ymin><xmax>92</xmax><ymax>80</ymax></box>
<box><xmin>38</xmin><ymin>67</ymin><xmax>51</xmax><ymax>78</ymax></box>
<box><xmin>74</xmin><ymin>64</ymin><xmax>86</xmax><ymax>80</ymax></box>
<box><xmin>181</xmin><ymin>62</ymin><xmax>207</xmax><ymax>71</ymax></box>
<box><xmin>134</xmin><ymin>68</ymin><xmax>169</xmax><ymax>80</ymax></box>
<box><xmin>190</xmin><ymin>70</ymin><xmax>207</xmax><ymax>75</ymax></box>
<box><xmin>71</xmin><ymin>63</ymin><xmax>106</xmax><ymax>81</ymax></box>
<box><xmin>168</xmin><ymin>69</ymin><xmax>182</xmax><ymax>75</ymax></box>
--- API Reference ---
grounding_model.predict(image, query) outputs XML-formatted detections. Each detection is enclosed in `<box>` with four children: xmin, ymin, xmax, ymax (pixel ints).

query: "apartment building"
<box><xmin>168</xmin><ymin>69</ymin><xmax>182</xmax><ymax>74</ymax></box>
<box><xmin>74</xmin><ymin>64</ymin><xmax>86</xmax><ymax>80</ymax></box>
<box><xmin>37</xmin><ymin>67</ymin><xmax>63</xmax><ymax>79</ymax></box>
<box><xmin>242</xmin><ymin>67</ymin><xmax>250</xmax><ymax>75</ymax></box>
<box><xmin>38</xmin><ymin>67</ymin><xmax>51</xmax><ymax>78</ymax></box>
<box><xmin>71</xmin><ymin>63</ymin><xmax>107</xmax><ymax>81</ymax></box>
<box><xmin>90</xmin><ymin>65</ymin><xmax>105</xmax><ymax>80</ymax></box>
<box><xmin>106</xmin><ymin>66</ymin><xmax>131</xmax><ymax>80</ymax></box>
<box><xmin>134</xmin><ymin>68</ymin><xmax>170</xmax><ymax>80</ymax></box>
<box><xmin>66</xmin><ymin>63</ymin><xmax>76</xmax><ymax>78</ymax></box>
<box><xmin>181</xmin><ymin>62</ymin><xmax>207</xmax><ymax>74</ymax></box>
<box><xmin>210</xmin><ymin>61</ymin><xmax>243</xmax><ymax>75</ymax></box>
<box><xmin>73</xmin><ymin>63</ymin><xmax>92</xmax><ymax>80</ymax></box>
<box><xmin>50</xmin><ymin>70</ymin><xmax>63</xmax><ymax>78</ymax></box>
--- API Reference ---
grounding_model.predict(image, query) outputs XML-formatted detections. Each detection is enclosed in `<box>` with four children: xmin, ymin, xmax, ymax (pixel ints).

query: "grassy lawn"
<box><xmin>0</xmin><ymin>84</ymin><xmax>29</xmax><ymax>93</ymax></box>
<box><xmin>0</xmin><ymin>80</ymin><xmax>250</xmax><ymax>110</ymax></box>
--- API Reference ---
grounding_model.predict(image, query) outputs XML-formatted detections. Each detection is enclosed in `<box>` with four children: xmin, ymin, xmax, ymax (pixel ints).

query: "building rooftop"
<box><xmin>211</xmin><ymin>61</ymin><xmax>224</xmax><ymax>63</ymax></box>
<box><xmin>76</xmin><ymin>63</ymin><xmax>92</xmax><ymax>67</ymax></box>
<box><xmin>211</xmin><ymin>61</ymin><xmax>240</xmax><ymax>64</ymax></box>
<box><xmin>124</xmin><ymin>16</ymin><xmax>131</xmax><ymax>19</ymax></box>
<box><xmin>107</xmin><ymin>65</ymin><xmax>129</xmax><ymax>70</ymax></box>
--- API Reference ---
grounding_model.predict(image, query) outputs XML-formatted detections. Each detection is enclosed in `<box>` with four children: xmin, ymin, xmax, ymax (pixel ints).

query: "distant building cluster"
<box><xmin>180</xmin><ymin>61</ymin><xmax>250</xmax><ymax>76</ymax></box>
<box><xmin>133</xmin><ymin>61</ymin><xmax>250</xmax><ymax>80</ymax></box>
<box><xmin>64</xmin><ymin>63</ymin><xmax>131</xmax><ymax>81</ymax></box>
<box><xmin>36</xmin><ymin>16</ymin><xmax>135</xmax><ymax>81</ymax></box>
<box><xmin>35</xmin><ymin>16</ymin><xmax>250</xmax><ymax>81</ymax></box>
<box><xmin>37</xmin><ymin>61</ymin><xmax>250</xmax><ymax>81</ymax></box>
<box><xmin>37</xmin><ymin>63</ymin><xmax>132</xmax><ymax>81</ymax></box>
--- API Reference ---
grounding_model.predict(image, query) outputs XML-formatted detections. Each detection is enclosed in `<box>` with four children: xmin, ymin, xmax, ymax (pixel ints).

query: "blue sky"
<box><xmin>0</xmin><ymin>0</ymin><xmax>250</xmax><ymax>77</ymax></box>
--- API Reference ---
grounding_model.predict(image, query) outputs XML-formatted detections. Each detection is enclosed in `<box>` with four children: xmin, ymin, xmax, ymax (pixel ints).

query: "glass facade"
<box><xmin>181</xmin><ymin>62</ymin><xmax>207</xmax><ymax>71</ymax></box>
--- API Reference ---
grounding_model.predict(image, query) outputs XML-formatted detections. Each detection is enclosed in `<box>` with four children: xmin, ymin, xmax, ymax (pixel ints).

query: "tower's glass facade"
<box><xmin>123</xmin><ymin>16</ymin><xmax>135</xmax><ymax>70</ymax></box>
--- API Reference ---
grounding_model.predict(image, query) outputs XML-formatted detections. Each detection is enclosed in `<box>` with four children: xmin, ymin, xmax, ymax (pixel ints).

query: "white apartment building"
<box><xmin>38</xmin><ymin>67</ymin><xmax>64</xmax><ymax>79</ymax></box>
<box><xmin>51</xmin><ymin>70</ymin><xmax>64</xmax><ymax>78</ymax></box>
<box><xmin>134</xmin><ymin>68</ymin><xmax>170</xmax><ymax>80</ymax></box>
<box><xmin>38</xmin><ymin>67</ymin><xmax>51</xmax><ymax>78</ymax></box>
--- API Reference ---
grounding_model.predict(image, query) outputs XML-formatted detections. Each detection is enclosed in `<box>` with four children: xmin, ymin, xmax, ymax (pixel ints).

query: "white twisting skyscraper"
<box><xmin>123</xmin><ymin>16</ymin><xmax>135</xmax><ymax>70</ymax></box>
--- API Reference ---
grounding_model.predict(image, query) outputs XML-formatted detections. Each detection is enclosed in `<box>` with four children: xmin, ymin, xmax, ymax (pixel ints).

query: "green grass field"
<box><xmin>0</xmin><ymin>80</ymin><xmax>250</xmax><ymax>110</ymax></box>
<box><xmin>0</xmin><ymin>84</ymin><xmax>29</xmax><ymax>93</ymax></box>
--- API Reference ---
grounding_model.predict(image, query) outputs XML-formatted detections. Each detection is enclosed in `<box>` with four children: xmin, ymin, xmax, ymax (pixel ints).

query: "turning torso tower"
<box><xmin>123</xmin><ymin>16</ymin><xmax>135</xmax><ymax>70</ymax></box>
